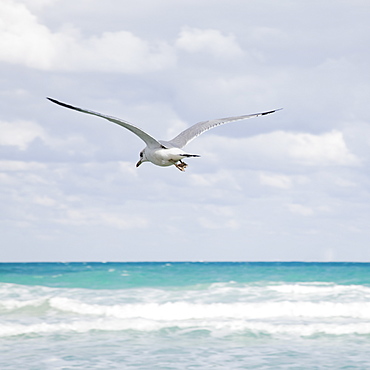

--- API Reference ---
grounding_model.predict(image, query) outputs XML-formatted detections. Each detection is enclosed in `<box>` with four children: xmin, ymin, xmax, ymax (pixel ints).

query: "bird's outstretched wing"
<box><xmin>47</xmin><ymin>98</ymin><xmax>163</xmax><ymax>149</ymax></box>
<box><xmin>167</xmin><ymin>109</ymin><xmax>282</xmax><ymax>149</ymax></box>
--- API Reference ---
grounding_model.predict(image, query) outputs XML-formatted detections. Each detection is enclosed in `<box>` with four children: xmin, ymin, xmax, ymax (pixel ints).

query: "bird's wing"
<box><xmin>47</xmin><ymin>98</ymin><xmax>163</xmax><ymax>149</ymax></box>
<box><xmin>167</xmin><ymin>109</ymin><xmax>282</xmax><ymax>148</ymax></box>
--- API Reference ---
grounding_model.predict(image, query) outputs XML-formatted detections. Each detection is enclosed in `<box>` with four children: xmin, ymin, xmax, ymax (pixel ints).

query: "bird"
<box><xmin>47</xmin><ymin>97</ymin><xmax>281</xmax><ymax>171</ymax></box>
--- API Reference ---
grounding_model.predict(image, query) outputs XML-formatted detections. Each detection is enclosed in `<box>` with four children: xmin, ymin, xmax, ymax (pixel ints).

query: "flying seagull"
<box><xmin>47</xmin><ymin>97</ymin><xmax>281</xmax><ymax>171</ymax></box>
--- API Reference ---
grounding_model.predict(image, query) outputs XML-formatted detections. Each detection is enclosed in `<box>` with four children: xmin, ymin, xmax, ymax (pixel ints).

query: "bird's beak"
<box><xmin>136</xmin><ymin>159</ymin><xmax>143</xmax><ymax>167</ymax></box>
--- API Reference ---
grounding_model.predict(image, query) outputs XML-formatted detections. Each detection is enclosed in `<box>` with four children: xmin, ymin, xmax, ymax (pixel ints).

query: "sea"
<box><xmin>0</xmin><ymin>262</ymin><xmax>369</xmax><ymax>369</ymax></box>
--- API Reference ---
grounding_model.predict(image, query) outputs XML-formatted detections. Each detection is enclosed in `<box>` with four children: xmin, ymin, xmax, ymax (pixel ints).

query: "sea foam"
<box><xmin>49</xmin><ymin>297</ymin><xmax>370</xmax><ymax>320</ymax></box>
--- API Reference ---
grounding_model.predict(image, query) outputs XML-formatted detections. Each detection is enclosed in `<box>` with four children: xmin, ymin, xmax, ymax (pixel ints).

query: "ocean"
<box><xmin>0</xmin><ymin>262</ymin><xmax>369</xmax><ymax>369</ymax></box>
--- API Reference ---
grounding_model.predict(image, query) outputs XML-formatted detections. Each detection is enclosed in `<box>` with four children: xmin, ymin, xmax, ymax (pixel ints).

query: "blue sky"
<box><xmin>1</xmin><ymin>0</ymin><xmax>370</xmax><ymax>261</ymax></box>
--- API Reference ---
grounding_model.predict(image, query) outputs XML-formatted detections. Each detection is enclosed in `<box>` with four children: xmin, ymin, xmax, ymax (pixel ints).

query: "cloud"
<box><xmin>0</xmin><ymin>0</ymin><xmax>53</xmax><ymax>69</ymax></box>
<box><xmin>57</xmin><ymin>207</ymin><xmax>148</xmax><ymax>230</ymax></box>
<box><xmin>196</xmin><ymin>130</ymin><xmax>360</xmax><ymax>171</ymax></box>
<box><xmin>287</xmin><ymin>203</ymin><xmax>314</xmax><ymax>216</ymax></box>
<box><xmin>1</xmin><ymin>0</ymin><xmax>370</xmax><ymax>262</ymax></box>
<box><xmin>0</xmin><ymin>13</ymin><xmax>245</xmax><ymax>73</ymax></box>
<box><xmin>0</xmin><ymin>119</ymin><xmax>97</xmax><ymax>159</ymax></box>
<box><xmin>176</xmin><ymin>27</ymin><xmax>244</xmax><ymax>58</ymax></box>
<box><xmin>189</xmin><ymin>169</ymin><xmax>242</xmax><ymax>191</ymax></box>
<box><xmin>61</xmin><ymin>30</ymin><xmax>176</xmax><ymax>73</ymax></box>
<box><xmin>259</xmin><ymin>173</ymin><xmax>292</xmax><ymax>189</ymax></box>
<box><xmin>0</xmin><ymin>157</ymin><xmax>148</xmax><ymax>235</ymax></box>
<box><xmin>197</xmin><ymin>204</ymin><xmax>240</xmax><ymax>230</ymax></box>
<box><xmin>0</xmin><ymin>160</ymin><xmax>46</xmax><ymax>172</ymax></box>
<box><xmin>282</xmin><ymin>130</ymin><xmax>360</xmax><ymax>166</ymax></box>
<box><xmin>0</xmin><ymin>0</ymin><xmax>176</xmax><ymax>72</ymax></box>
<box><xmin>0</xmin><ymin>120</ymin><xmax>47</xmax><ymax>150</ymax></box>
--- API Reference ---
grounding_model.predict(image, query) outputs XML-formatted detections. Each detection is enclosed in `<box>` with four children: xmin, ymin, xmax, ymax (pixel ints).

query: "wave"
<box><xmin>1</xmin><ymin>281</ymin><xmax>370</xmax><ymax>313</ymax></box>
<box><xmin>267</xmin><ymin>283</ymin><xmax>370</xmax><ymax>297</ymax></box>
<box><xmin>2</xmin><ymin>281</ymin><xmax>370</xmax><ymax>338</ymax></box>
<box><xmin>49</xmin><ymin>297</ymin><xmax>370</xmax><ymax>320</ymax></box>
<box><xmin>2</xmin><ymin>294</ymin><xmax>370</xmax><ymax>320</ymax></box>
<box><xmin>0</xmin><ymin>298</ymin><xmax>46</xmax><ymax>311</ymax></box>
<box><xmin>1</xmin><ymin>317</ymin><xmax>370</xmax><ymax>338</ymax></box>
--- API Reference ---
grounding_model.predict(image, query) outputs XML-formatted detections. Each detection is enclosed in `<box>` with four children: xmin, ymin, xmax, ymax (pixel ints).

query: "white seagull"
<box><xmin>47</xmin><ymin>98</ymin><xmax>281</xmax><ymax>171</ymax></box>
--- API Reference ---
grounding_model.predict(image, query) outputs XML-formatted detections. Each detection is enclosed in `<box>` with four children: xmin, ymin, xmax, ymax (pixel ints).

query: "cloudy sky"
<box><xmin>1</xmin><ymin>0</ymin><xmax>370</xmax><ymax>262</ymax></box>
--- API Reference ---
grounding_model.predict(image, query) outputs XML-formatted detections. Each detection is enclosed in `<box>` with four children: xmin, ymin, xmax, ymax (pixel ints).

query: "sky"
<box><xmin>1</xmin><ymin>0</ymin><xmax>370</xmax><ymax>262</ymax></box>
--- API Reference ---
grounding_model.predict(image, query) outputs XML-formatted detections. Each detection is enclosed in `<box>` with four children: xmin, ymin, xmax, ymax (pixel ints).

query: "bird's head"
<box><xmin>136</xmin><ymin>149</ymin><xmax>148</xmax><ymax>167</ymax></box>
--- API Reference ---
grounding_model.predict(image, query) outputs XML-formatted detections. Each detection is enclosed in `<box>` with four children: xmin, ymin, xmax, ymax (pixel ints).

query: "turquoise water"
<box><xmin>1</xmin><ymin>262</ymin><xmax>370</xmax><ymax>369</ymax></box>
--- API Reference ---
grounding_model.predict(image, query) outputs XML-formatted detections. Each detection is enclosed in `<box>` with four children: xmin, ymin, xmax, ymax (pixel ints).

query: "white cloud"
<box><xmin>0</xmin><ymin>158</ymin><xmax>149</xmax><ymax>234</ymax></box>
<box><xmin>1</xmin><ymin>0</ymin><xmax>370</xmax><ymax>262</ymax></box>
<box><xmin>250</xmin><ymin>26</ymin><xmax>287</xmax><ymax>46</ymax></box>
<box><xmin>189</xmin><ymin>169</ymin><xmax>242</xmax><ymax>190</ymax></box>
<box><xmin>0</xmin><ymin>0</ymin><xmax>176</xmax><ymax>72</ymax></box>
<box><xmin>198</xmin><ymin>216</ymin><xmax>240</xmax><ymax>230</ymax></box>
<box><xmin>176</xmin><ymin>27</ymin><xmax>243</xmax><ymax>58</ymax></box>
<box><xmin>58</xmin><ymin>207</ymin><xmax>148</xmax><ymax>230</ymax></box>
<box><xmin>259</xmin><ymin>172</ymin><xmax>292</xmax><ymax>189</ymax></box>
<box><xmin>197</xmin><ymin>205</ymin><xmax>240</xmax><ymax>230</ymax></box>
<box><xmin>62</xmin><ymin>30</ymin><xmax>175</xmax><ymax>73</ymax></box>
<box><xmin>197</xmin><ymin>130</ymin><xmax>360</xmax><ymax>170</ymax></box>
<box><xmin>0</xmin><ymin>119</ymin><xmax>96</xmax><ymax>157</ymax></box>
<box><xmin>0</xmin><ymin>0</ymin><xmax>59</xmax><ymax>69</ymax></box>
<box><xmin>287</xmin><ymin>203</ymin><xmax>314</xmax><ymax>216</ymax></box>
<box><xmin>32</xmin><ymin>195</ymin><xmax>57</xmax><ymax>207</ymax></box>
<box><xmin>285</xmin><ymin>130</ymin><xmax>359</xmax><ymax>166</ymax></box>
<box><xmin>287</xmin><ymin>203</ymin><xmax>333</xmax><ymax>217</ymax></box>
<box><xmin>0</xmin><ymin>160</ymin><xmax>46</xmax><ymax>172</ymax></box>
<box><xmin>0</xmin><ymin>120</ymin><xmax>46</xmax><ymax>150</ymax></box>
<box><xmin>263</xmin><ymin>130</ymin><xmax>360</xmax><ymax>166</ymax></box>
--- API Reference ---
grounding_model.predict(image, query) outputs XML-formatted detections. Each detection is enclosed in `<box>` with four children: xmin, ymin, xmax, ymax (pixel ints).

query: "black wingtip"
<box><xmin>262</xmin><ymin>108</ymin><xmax>283</xmax><ymax>116</ymax></box>
<box><xmin>47</xmin><ymin>97</ymin><xmax>80</xmax><ymax>112</ymax></box>
<box><xmin>47</xmin><ymin>97</ymin><xmax>64</xmax><ymax>106</ymax></box>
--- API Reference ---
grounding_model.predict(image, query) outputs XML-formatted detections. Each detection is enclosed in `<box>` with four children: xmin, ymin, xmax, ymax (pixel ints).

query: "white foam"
<box><xmin>1</xmin><ymin>316</ymin><xmax>370</xmax><ymax>338</ymax></box>
<box><xmin>269</xmin><ymin>283</ymin><xmax>370</xmax><ymax>297</ymax></box>
<box><xmin>49</xmin><ymin>297</ymin><xmax>370</xmax><ymax>320</ymax></box>
<box><xmin>0</xmin><ymin>298</ymin><xmax>45</xmax><ymax>310</ymax></box>
<box><xmin>2</xmin><ymin>281</ymin><xmax>370</xmax><ymax>339</ymax></box>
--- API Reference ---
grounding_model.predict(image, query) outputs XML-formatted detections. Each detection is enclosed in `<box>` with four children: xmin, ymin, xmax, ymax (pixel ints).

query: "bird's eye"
<box><xmin>140</xmin><ymin>152</ymin><xmax>143</xmax><ymax>158</ymax></box>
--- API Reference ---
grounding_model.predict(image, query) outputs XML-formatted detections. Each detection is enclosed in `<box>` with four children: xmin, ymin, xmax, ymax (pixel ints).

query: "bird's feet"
<box><xmin>175</xmin><ymin>160</ymin><xmax>188</xmax><ymax>171</ymax></box>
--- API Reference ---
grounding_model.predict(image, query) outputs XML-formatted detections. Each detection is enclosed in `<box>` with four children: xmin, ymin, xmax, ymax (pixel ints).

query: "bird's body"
<box><xmin>140</xmin><ymin>146</ymin><xmax>198</xmax><ymax>169</ymax></box>
<box><xmin>47</xmin><ymin>98</ymin><xmax>281</xmax><ymax>171</ymax></box>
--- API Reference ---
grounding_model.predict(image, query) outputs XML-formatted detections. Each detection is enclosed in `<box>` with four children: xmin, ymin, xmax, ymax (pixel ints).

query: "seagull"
<box><xmin>47</xmin><ymin>97</ymin><xmax>281</xmax><ymax>171</ymax></box>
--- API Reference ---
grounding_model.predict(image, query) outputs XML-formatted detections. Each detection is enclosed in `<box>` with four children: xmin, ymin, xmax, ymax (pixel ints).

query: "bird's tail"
<box><xmin>180</xmin><ymin>154</ymin><xmax>200</xmax><ymax>158</ymax></box>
